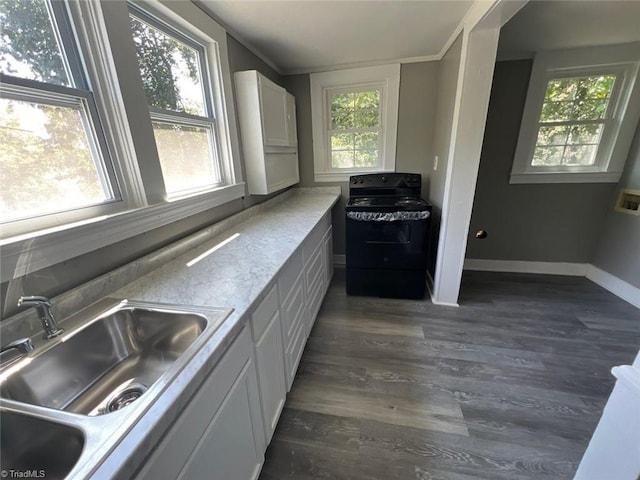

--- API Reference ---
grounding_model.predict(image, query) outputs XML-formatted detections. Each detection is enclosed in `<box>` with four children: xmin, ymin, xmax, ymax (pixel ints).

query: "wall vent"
<box><xmin>615</xmin><ymin>189</ymin><xmax>640</xmax><ymax>215</ymax></box>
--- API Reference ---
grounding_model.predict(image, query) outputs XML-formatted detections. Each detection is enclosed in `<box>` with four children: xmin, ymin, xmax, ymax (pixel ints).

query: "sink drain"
<box><xmin>105</xmin><ymin>383</ymin><xmax>148</xmax><ymax>413</ymax></box>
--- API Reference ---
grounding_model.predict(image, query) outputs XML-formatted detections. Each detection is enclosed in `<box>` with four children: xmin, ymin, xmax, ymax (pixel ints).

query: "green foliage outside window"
<box><xmin>329</xmin><ymin>89</ymin><xmax>381</xmax><ymax>169</ymax></box>
<box><xmin>130</xmin><ymin>15</ymin><xmax>204</xmax><ymax>116</ymax></box>
<box><xmin>533</xmin><ymin>75</ymin><xmax>615</xmax><ymax>167</ymax></box>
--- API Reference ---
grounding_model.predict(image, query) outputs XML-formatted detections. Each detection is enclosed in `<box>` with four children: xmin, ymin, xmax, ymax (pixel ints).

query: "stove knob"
<box><xmin>381</xmin><ymin>176</ymin><xmax>386</xmax><ymax>183</ymax></box>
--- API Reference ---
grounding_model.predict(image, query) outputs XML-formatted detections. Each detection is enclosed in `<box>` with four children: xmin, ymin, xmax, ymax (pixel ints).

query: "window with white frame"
<box><xmin>0</xmin><ymin>0</ymin><xmax>243</xmax><ymax>281</ymax></box>
<box><xmin>0</xmin><ymin>0</ymin><xmax>121</xmax><ymax>234</ymax></box>
<box><xmin>311</xmin><ymin>65</ymin><xmax>400</xmax><ymax>182</ymax></box>
<box><xmin>129</xmin><ymin>6</ymin><xmax>223</xmax><ymax>198</ymax></box>
<box><xmin>511</xmin><ymin>44</ymin><xmax>640</xmax><ymax>184</ymax></box>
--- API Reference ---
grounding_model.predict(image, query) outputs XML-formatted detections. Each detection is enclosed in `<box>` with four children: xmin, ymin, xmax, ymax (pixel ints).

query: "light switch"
<box><xmin>434</xmin><ymin>155</ymin><xmax>439</xmax><ymax>171</ymax></box>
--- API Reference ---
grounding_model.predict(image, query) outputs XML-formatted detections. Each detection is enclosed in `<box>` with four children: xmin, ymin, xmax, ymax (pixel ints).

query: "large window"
<box><xmin>511</xmin><ymin>45</ymin><xmax>640</xmax><ymax>184</ymax></box>
<box><xmin>129</xmin><ymin>7</ymin><xmax>222</xmax><ymax>197</ymax></box>
<box><xmin>0</xmin><ymin>0</ymin><xmax>243</xmax><ymax>281</ymax></box>
<box><xmin>0</xmin><ymin>0</ymin><xmax>120</xmax><ymax>232</ymax></box>
<box><xmin>328</xmin><ymin>87</ymin><xmax>382</xmax><ymax>169</ymax></box>
<box><xmin>311</xmin><ymin>64</ymin><xmax>400</xmax><ymax>182</ymax></box>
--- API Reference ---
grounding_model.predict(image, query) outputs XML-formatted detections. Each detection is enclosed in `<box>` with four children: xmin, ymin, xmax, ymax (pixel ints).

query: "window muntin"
<box><xmin>532</xmin><ymin>75</ymin><xmax>616</xmax><ymax>168</ymax></box>
<box><xmin>129</xmin><ymin>8</ymin><xmax>222</xmax><ymax>197</ymax></box>
<box><xmin>328</xmin><ymin>88</ymin><xmax>382</xmax><ymax>169</ymax></box>
<box><xmin>0</xmin><ymin>0</ymin><xmax>120</xmax><ymax>232</ymax></box>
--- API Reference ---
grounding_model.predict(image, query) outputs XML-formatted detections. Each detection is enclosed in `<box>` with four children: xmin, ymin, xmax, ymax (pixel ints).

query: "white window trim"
<box><xmin>0</xmin><ymin>0</ymin><xmax>245</xmax><ymax>281</ymax></box>
<box><xmin>510</xmin><ymin>43</ymin><xmax>640</xmax><ymax>184</ymax></box>
<box><xmin>310</xmin><ymin>64</ymin><xmax>400</xmax><ymax>182</ymax></box>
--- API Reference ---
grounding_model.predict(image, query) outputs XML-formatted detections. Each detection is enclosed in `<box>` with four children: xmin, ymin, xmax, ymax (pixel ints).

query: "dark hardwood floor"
<box><xmin>260</xmin><ymin>268</ymin><xmax>640</xmax><ymax>479</ymax></box>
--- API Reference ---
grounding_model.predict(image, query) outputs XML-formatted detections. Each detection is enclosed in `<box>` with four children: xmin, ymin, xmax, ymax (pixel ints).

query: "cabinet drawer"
<box><xmin>278</xmin><ymin>247</ymin><xmax>303</xmax><ymax>304</ymax></box>
<box><xmin>251</xmin><ymin>285</ymin><xmax>279</xmax><ymax>341</ymax></box>
<box><xmin>306</xmin><ymin>274</ymin><xmax>324</xmax><ymax>332</ymax></box>
<box><xmin>305</xmin><ymin>242</ymin><xmax>324</xmax><ymax>295</ymax></box>
<box><xmin>302</xmin><ymin>213</ymin><xmax>330</xmax><ymax>262</ymax></box>
<box><xmin>280</xmin><ymin>276</ymin><xmax>306</xmax><ymax>343</ymax></box>
<box><xmin>285</xmin><ymin>313</ymin><xmax>306</xmax><ymax>390</ymax></box>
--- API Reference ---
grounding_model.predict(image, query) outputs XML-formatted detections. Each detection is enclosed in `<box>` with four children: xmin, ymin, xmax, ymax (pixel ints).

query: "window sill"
<box><xmin>509</xmin><ymin>172</ymin><xmax>622</xmax><ymax>184</ymax></box>
<box><xmin>314</xmin><ymin>169</ymin><xmax>394</xmax><ymax>183</ymax></box>
<box><xmin>1</xmin><ymin>183</ymin><xmax>246</xmax><ymax>280</ymax></box>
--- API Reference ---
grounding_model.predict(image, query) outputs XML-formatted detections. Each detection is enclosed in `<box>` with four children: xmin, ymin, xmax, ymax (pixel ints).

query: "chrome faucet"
<box><xmin>17</xmin><ymin>296</ymin><xmax>64</xmax><ymax>339</ymax></box>
<box><xmin>0</xmin><ymin>337</ymin><xmax>34</xmax><ymax>366</ymax></box>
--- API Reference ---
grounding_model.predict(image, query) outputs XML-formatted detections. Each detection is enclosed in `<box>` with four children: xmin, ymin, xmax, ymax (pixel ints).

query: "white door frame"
<box><xmin>431</xmin><ymin>0</ymin><xmax>527</xmax><ymax>306</ymax></box>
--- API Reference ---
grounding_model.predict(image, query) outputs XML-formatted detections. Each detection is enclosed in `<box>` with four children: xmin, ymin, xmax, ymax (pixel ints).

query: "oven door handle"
<box><xmin>366</xmin><ymin>240</ymin><xmax>411</xmax><ymax>245</ymax></box>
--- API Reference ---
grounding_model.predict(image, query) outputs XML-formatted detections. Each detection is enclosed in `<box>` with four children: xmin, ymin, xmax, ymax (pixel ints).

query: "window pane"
<box><xmin>532</xmin><ymin>146</ymin><xmax>564</xmax><ymax>166</ymax></box>
<box><xmin>0</xmin><ymin>0</ymin><xmax>70</xmax><ymax>86</ymax></box>
<box><xmin>571</xmin><ymin>99</ymin><xmax>609</xmax><ymax>120</ymax></box>
<box><xmin>354</xmin><ymin>91</ymin><xmax>380</xmax><ymax>128</ymax></box>
<box><xmin>568</xmin><ymin>124</ymin><xmax>602</xmax><ymax>145</ymax></box>
<box><xmin>355</xmin><ymin>132</ymin><xmax>378</xmax><ymax>150</ymax></box>
<box><xmin>130</xmin><ymin>15</ymin><xmax>206</xmax><ymax>116</ymax></box>
<box><xmin>540</xmin><ymin>101</ymin><xmax>573</xmax><ymax>122</ymax></box>
<box><xmin>331</xmin><ymin>132</ymin><xmax>354</xmax><ymax>150</ymax></box>
<box><xmin>354</xmin><ymin>149</ymin><xmax>378</xmax><ymax>167</ymax></box>
<box><xmin>576</xmin><ymin>76</ymin><xmax>616</xmax><ymax>100</ymax></box>
<box><xmin>563</xmin><ymin>145</ymin><xmax>597</xmax><ymax>166</ymax></box>
<box><xmin>331</xmin><ymin>93</ymin><xmax>354</xmax><ymax>129</ymax></box>
<box><xmin>0</xmin><ymin>98</ymin><xmax>112</xmax><ymax>221</ymax></box>
<box><xmin>152</xmin><ymin>122</ymin><xmax>219</xmax><ymax>194</ymax></box>
<box><xmin>330</xmin><ymin>150</ymin><xmax>354</xmax><ymax>169</ymax></box>
<box><xmin>544</xmin><ymin>78</ymin><xmax>577</xmax><ymax>102</ymax></box>
<box><xmin>536</xmin><ymin>126</ymin><xmax>568</xmax><ymax>146</ymax></box>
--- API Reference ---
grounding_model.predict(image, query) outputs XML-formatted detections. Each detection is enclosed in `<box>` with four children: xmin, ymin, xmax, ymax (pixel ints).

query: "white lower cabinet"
<box><xmin>135</xmin><ymin>326</ymin><xmax>265</xmax><ymax>480</ymax></box>
<box><xmin>136</xmin><ymin>214</ymin><xmax>334</xmax><ymax>480</ymax></box>
<box><xmin>251</xmin><ymin>285</ymin><xmax>286</xmax><ymax>442</ymax></box>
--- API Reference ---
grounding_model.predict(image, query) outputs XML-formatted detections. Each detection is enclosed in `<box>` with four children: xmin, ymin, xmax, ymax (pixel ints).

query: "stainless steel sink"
<box><xmin>0</xmin><ymin>298</ymin><xmax>233</xmax><ymax>478</ymax></box>
<box><xmin>0</xmin><ymin>299</ymin><xmax>232</xmax><ymax>418</ymax></box>
<box><xmin>0</xmin><ymin>408</ymin><xmax>85</xmax><ymax>479</ymax></box>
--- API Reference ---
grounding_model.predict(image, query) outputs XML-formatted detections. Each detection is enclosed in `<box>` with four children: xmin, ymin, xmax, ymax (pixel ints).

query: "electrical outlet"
<box><xmin>433</xmin><ymin>155</ymin><xmax>439</xmax><ymax>171</ymax></box>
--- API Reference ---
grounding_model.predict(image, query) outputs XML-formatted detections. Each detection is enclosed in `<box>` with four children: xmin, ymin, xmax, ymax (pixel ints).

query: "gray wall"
<box><xmin>591</xmin><ymin>120</ymin><xmax>640</xmax><ymax>288</ymax></box>
<box><xmin>284</xmin><ymin>61</ymin><xmax>440</xmax><ymax>256</ymax></box>
<box><xmin>1</xmin><ymin>34</ymin><xmax>285</xmax><ymax>319</ymax></box>
<box><xmin>467</xmin><ymin>60</ymin><xmax>617</xmax><ymax>263</ymax></box>
<box><xmin>428</xmin><ymin>34</ymin><xmax>463</xmax><ymax>275</ymax></box>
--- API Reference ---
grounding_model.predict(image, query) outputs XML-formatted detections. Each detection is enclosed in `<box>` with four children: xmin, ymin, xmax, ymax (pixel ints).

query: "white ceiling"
<box><xmin>498</xmin><ymin>1</ymin><xmax>640</xmax><ymax>59</ymax></box>
<box><xmin>197</xmin><ymin>0</ymin><xmax>474</xmax><ymax>74</ymax></box>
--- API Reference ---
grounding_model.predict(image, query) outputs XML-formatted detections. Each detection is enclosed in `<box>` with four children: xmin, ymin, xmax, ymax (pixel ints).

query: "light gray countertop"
<box><xmin>97</xmin><ymin>187</ymin><xmax>340</xmax><ymax>479</ymax></box>
<box><xmin>1</xmin><ymin>187</ymin><xmax>340</xmax><ymax>479</ymax></box>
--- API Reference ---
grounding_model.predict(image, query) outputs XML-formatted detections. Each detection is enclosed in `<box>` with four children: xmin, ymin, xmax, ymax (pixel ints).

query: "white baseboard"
<box><xmin>464</xmin><ymin>259</ymin><xmax>589</xmax><ymax>276</ymax></box>
<box><xmin>464</xmin><ymin>258</ymin><xmax>639</xmax><ymax>310</ymax></box>
<box><xmin>333</xmin><ymin>254</ymin><xmax>346</xmax><ymax>266</ymax></box>
<box><xmin>586</xmin><ymin>265</ymin><xmax>640</xmax><ymax>309</ymax></box>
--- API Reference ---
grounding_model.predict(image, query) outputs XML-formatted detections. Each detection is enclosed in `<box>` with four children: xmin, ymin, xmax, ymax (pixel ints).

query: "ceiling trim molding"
<box><xmin>194</xmin><ymin>0</ymin><xmax>516</xmax><ymax>77</ymax></box>
<box><xmin>193</xmin><ymin>0</ymin><xmax>284</xmax><ymax>75</ymax></box>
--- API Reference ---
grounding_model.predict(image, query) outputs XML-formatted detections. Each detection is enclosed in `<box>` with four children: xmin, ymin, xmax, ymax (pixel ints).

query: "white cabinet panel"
<box><xmin>251</xmin><ymin>286</ymin><xmax>286</xmax><ymax>442</ymax></box>
<box><xmin>235</xmin><ymin>70</ymin><xmax>299</xmax><ymax>195</ymax></box>
<box><xmin>135</xmin><ymin>326</ymin><xmax>264</xmax><ymax>480</ymax></box>
<box><xmin>259</xmin><ymin>77</ymin><xmax>288</xmax><ymax>146</ymax></box>
<box><xmin>286</xmin><ymin>92</ymin><xmax>297</xmax><ymax>147</ymax></box>
<box><xmin>179</xmin><ymin>361</ymin><xmax>263</xmax><ymax>480</ymax></box>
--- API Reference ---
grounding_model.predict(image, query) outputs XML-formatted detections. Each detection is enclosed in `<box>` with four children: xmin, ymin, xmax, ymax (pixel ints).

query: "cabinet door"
<box><xmin>251</xmin><ymin>286</ymin><xmax>287</xmax><ymax>442</ymax></box>
<box><xmin>286</xmin><ymin>92</ymin><xmax>297</xmax><ymax>147</ymax></box>
<box><xmin>179</xmin><ymin>360</ymin><xmax>263</xmax><ymax>480</ymax></box>
<box><xmin>254</xmin><ymin>309</ymin><xmax>286</xmax><ymax>441</ymax></box>
<box><xmin>135</xmin><ymin>327</ymin><xmax>265</xmax><ymax>480</ymax></box>
<box><xmin>259</xmin><ymin>77</ymin><xmax>288</xmax><ymax>146</ymax></box>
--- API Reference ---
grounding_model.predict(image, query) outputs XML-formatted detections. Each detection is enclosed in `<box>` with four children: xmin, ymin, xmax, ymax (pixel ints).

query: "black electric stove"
<box><xmin>345</xmin><ymin>173</ymin><xmax>431</xmax><ymax>299</ymax></box>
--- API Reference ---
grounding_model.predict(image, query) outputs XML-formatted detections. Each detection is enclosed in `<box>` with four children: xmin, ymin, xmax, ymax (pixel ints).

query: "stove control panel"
<box><xmin>350</xmin><ymin>173</ymin><xmax>421</xmax><ymax>188</ymax></box>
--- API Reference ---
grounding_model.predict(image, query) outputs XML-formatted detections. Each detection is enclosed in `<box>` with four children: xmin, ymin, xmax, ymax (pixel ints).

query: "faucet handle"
<box><xmin>17</xmin><ymin>296</ymin><xmax>52</xmax><ymax>307</ymax></box>
<box><xmin>16</xmin><ymin>296</ymin><xmax>63</xmax><ymax>340</ymax></box>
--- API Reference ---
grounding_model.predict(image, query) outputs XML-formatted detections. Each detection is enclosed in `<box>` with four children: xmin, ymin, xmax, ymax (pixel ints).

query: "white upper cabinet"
<box><xmin>234</xmin><ymin>70</ymin><xmax>299</xmax><ymax>195</ymax></box>
<box><xmin>259</xmin><ymin>77</ymin><xmax>289</xmax><ymax>146</ymax></box>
